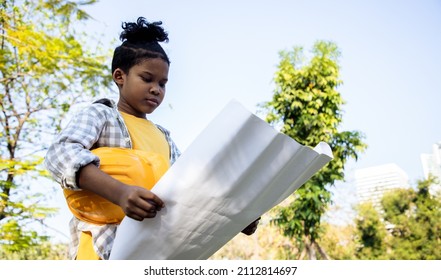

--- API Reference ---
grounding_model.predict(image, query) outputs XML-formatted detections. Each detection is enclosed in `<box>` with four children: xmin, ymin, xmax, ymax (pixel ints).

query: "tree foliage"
<box><xmin>0</xmin><ymin>237</ymin><xmax>68</xmax><ymax>259</ymax></box>
<box><xmin>319</xmin><ymin>222</ymin><xmax>357</xmax><ymax>260</ymax></box>
<box><xmin>354</xmin><ymin>177</ymin><xmax>441</xmax><ymax>259</ymax></box>
<box><xmin>382</xmin><ymin>177</ymin><xmax>441</xmax><ymax>259</ymax></box>
<box><xmin>0</xmin><ymin>0</ymin><xmax>111</xmax><ymax>254</ymax></box>
<box><xmin>262</xmin><ymin>41</ymin><xmax>367</xmax><ymax>259</ymax></box>
<box><xmin>354</xmin><ymin>202</ymin><xmax>387</xmax><ymax>259</ymax></box>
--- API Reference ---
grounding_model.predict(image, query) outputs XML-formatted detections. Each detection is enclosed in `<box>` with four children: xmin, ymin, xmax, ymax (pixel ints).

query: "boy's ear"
<box><xmin>112</xmin><ymin>68</ymin><xmax>125</xmax><ymax>86</ymax></box>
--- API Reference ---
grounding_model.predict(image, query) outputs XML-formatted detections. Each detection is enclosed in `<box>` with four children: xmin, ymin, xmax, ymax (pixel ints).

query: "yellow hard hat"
<box><xmin>64</xmin><ymin>147</ymin><xmax>169</xmax><ymax>225</ymax></box>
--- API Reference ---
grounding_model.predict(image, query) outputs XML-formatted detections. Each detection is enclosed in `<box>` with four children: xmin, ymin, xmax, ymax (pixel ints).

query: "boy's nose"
<box><xmin>150</xmin><ymin>87</ymin><xmax>159</xmax><ymax>95</ymax></box>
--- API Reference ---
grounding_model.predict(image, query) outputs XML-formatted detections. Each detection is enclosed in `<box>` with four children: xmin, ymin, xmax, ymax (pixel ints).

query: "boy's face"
<box><xmin>114</xmin><ymin>58</ymin><xmax>169</xmax><ymax>118</ymax></box>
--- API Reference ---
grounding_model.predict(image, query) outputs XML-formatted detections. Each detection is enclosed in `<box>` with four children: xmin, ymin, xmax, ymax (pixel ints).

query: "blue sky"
<box><xmin>79</xmin><ymin>0</ymin><xmax>441</xmax><ymax>182</ymax></box>
<box><xmin>46</xmin><ymin>0</ymin><xmax>441</xmax><ymax>239</ymax></box>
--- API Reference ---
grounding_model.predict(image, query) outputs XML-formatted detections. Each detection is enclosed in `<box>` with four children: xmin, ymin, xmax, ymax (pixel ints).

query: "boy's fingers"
<box><xmin>141</xmin><ymin>191</ymin><xmax>164</xmax><ymax>209</ymax></box>
<box><xmin>128</xmin><ymin>213</ymin><xmax>143</xmax><ymax>221</ymax></box>
<box><xmin>127</xmin><ymin>207</ymin><xmax>158</xmax><ymax>221</ymax></box>
<box><xmin>133</xmin><ymin>198</ymin><xmax>159</xmax><ymax>212</ymax></box>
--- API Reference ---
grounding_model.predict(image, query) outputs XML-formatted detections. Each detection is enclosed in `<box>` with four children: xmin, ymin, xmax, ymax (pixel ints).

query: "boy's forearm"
<box><xmin>77</xmin><ymin>163</ymin><xmax>125</xmax><ymax>206</ymax></box>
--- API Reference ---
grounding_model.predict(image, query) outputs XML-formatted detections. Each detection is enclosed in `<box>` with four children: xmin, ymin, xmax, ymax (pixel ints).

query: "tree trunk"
<box><xmin>315</xmin><ymin>241</ymin><xmax>331</xmax><ymax>260</ymax></box>
<box><xmin>298</xmin><ymin>247</ymin><xmax>307</xmax><ymax>260</ymax></box>
<box><xmin>308</xmin><ymin>239</ymin><xmax>317</xmax><ymax>260</ymax></box>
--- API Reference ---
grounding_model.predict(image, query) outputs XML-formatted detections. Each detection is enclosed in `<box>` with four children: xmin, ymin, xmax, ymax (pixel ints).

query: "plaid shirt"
<box><xmin>44</xmin><ymin>98</ymin><xmax>181</xmax><ymax>259</ymax></box>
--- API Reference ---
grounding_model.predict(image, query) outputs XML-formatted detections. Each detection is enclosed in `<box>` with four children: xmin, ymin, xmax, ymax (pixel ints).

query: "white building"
<box><xmin>420</xmin><ymin>142</ymin><xmax>441</xmax><ymax>195</ymax></box>
<box><xmin>354</xmin><ymin>163</ymin><xmax>410</xmax><ymax>210</ymax></box>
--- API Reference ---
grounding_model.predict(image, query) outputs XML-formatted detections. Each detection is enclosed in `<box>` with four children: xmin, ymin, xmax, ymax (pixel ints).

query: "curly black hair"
<box><xmin>111</xmin><ymin>17</ymin><xmax>170</xmax><ymax>74</ymax></box>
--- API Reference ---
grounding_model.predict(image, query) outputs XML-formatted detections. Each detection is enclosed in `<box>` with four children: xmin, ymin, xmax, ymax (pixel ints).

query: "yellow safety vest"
<box><xmin>63</xmin><ymin>147</ymin><xmax>169</xmax><ymax>225</ymax></box>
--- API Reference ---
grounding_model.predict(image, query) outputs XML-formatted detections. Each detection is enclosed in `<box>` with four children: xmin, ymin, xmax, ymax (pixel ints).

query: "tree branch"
<box><xmin>314</xmin><ymin>241</ymin><xmax>331</xmax><ymax>260</ymax></box>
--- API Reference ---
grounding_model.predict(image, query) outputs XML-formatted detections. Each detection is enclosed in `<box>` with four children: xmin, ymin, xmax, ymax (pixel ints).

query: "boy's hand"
<box><xmin>118</xmin><ymin>184</ymin><xmax>164</xmax><ymax>221</ymax></box>
<box><xmin>78</xmin><ymin>163</ymin><xmax>164</xmax><ymax>221</ymax></box>
<box><xmin>241</xmin><ymin>217</ymin><xmax>261</xmax><ymax>235</ymax></box>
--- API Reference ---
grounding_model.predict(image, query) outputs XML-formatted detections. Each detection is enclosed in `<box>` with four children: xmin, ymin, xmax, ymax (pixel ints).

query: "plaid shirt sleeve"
<box><xmin>44</xmin><ymin>104</ymin><xmax>112</xmax><ymax>190</ymax></box>
<box><xmin>157</xmin><ymin>124</ymin><xmax>181</xmax><ymax>164</ymax></box>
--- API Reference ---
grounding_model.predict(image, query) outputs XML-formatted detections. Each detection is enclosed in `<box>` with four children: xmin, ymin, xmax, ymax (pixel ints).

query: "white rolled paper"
<box><xmin>109</xmin><ymin>100</ymin><xmax>333</xmax><ymax>260</ymax></box>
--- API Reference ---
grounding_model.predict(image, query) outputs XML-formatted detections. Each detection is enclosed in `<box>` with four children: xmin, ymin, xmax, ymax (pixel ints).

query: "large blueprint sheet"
<box><xmin>109</xmin><ymin>100</ymin><xmax>333</xmax><ymax>259</ymax></box>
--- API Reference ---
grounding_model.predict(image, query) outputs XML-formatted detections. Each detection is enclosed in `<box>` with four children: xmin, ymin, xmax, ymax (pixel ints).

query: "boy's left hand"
<box><xmin>241</xmin><ymin>217</ymin><xmax>261</xmax><ymax>235</ymax></box>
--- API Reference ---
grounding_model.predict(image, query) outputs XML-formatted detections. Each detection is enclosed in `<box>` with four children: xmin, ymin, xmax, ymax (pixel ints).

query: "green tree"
<box><xmin>354</xmin><ymin>202</ymin><xmax>387</xmax><ymax>259</ymax></box>
<box><xmin>0</xmin><ymin>238</ymin><xmax>68</xmax><ymax>259</ymax></box>
<box><xmin>353</xmin><ymin>177</ymin><xmax>441</xmax><ymax>260</ymax></box>
<box><xmin>381</xmin><ymin>177</ymin><xmax>441</xmax><ymax>259</ymax></box>
<box><xmin>0</xmin><ymin>0</ymin><xmax>111</xmax><ymax>255</ymax></box>
<box><xmin>320</xmin><ymin>222</ymin><xmax>357</xmax><ymax>260</ymax></box>
<box><xmin>262</xmin><ymin>41</ymin><xmax>367</xmax><ymax>259</ymax></box>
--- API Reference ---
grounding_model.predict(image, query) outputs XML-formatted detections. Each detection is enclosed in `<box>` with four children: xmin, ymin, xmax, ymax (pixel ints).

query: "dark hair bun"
<box><xmin>120</xmin><ymin>17</ymin><xmax>169</xmax><ymax>44</ymax></box>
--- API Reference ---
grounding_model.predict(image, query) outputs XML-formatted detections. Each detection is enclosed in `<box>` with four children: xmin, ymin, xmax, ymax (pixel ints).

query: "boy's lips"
<box><xmin>145</xmin><ymin>98</ymin><xmax>159</xmax><ymax>106</ymax></box>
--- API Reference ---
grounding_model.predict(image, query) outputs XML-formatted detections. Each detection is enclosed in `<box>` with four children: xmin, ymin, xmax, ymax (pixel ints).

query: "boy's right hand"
<box><xmin>78</xmin><ymin>163</ymin><xmax>164</xmax><ymax>221</ymax></box>
<box><xmin>117</xmin><ymin>184</ymin><xmax>165</xmax><ymax>221</ymax></box>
